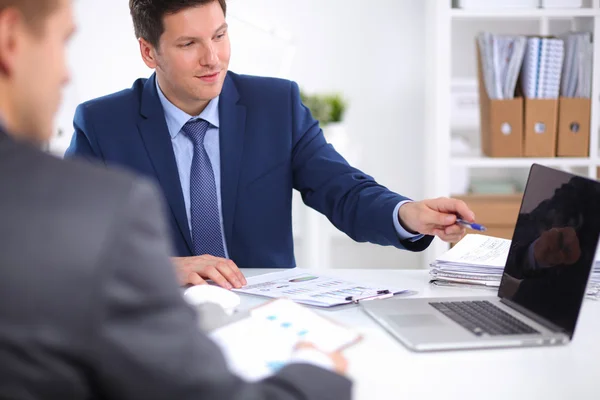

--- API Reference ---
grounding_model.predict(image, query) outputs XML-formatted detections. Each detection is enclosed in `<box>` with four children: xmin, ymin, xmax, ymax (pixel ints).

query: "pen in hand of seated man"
<box><xmin>172</xmin><ymin>255</ymin><xmax>247</xmax><ymax>289</ymax></box>
<box><xmin>398</xmin><ymin>197</ymin><xmax>477</xmax><ymax>243</ymax></box>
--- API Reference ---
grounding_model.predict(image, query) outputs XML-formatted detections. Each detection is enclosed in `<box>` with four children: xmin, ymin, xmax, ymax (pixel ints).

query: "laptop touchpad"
<box><xmin>390</xmin><ymin>314</ymin><xmax>446</xmax><ymax>328</ymax></box>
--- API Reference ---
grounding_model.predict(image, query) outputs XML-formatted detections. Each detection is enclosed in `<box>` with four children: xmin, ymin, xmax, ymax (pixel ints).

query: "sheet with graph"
<box><xmin>233</xmin><ymin>269</ymin><xmax>411</xmax><ymax>307</ymax></box>
<box><xmin>209</xmin><ymin>298</ymin><xmax>361</xmax><ymax>381</ymax></box>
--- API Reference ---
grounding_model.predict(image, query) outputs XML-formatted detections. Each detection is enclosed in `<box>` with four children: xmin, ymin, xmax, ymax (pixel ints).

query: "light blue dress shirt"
<box><xmin>156</xmin><ymin>80</ymin><xmax>420</xmax><ymax>258</ymax></box>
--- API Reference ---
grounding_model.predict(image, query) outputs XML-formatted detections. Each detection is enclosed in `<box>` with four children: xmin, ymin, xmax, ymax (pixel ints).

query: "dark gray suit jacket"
<box><xmin>0</xmin><ymin>129</ymin><xmax>351</xmax><ymax>399</ymax></box>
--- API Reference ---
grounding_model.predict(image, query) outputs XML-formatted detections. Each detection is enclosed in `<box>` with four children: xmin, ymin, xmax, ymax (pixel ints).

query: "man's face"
<box><xmin>148</xmin><ymin>1</ymin><xmax>230</xmax><ymax>111</ymax></box>
<box><xmin>11</xmin><ymin>0</ymin><xmax>74</xmax><ymax>142</ymax></box>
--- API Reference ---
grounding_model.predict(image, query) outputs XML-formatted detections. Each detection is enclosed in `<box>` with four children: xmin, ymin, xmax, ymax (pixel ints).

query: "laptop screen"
<box><xmin>498</xmin><ymin>164</ymin><xmax>600</xmax><ymax>337</ymax></box>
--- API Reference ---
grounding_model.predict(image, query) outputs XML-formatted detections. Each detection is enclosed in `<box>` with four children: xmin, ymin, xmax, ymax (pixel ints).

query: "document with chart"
<box><xmin>234</xmin><ymin>269</ymin><xmax>411</xmax><ymax>307</ymax></box>
<box><xmin>209</xmin><ymin>298</ymin><xmax>361</xmax><ymax>381</ymax></box>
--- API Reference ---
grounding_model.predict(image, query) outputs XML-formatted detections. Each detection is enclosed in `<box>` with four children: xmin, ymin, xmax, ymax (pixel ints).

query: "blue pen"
<box><xmin>456</xmin><ymin>218</ymin><xmax>487</xmax><ymax>232</ymax></box>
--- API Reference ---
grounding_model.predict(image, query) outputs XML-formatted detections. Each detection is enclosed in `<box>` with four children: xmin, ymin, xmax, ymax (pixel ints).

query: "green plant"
<box><xmin>300</xmin><ymin>90</ymin><xmax>348</xmax><ymax>126</ymax></box>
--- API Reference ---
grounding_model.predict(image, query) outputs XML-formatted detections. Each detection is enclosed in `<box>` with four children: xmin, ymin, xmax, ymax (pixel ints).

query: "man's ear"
<box><xmin>139</xmin><ymin>37</ymin><xmax>158</xmax><ymax>69</ymax></box>
<box><xmin>0</xmin><ymin>8</ymin><xmax>22</xmax><ymax>76</ymax></box>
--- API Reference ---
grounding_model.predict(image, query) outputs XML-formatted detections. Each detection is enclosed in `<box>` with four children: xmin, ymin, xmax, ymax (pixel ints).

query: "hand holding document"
<box><xmin>209</xmin><ymin>298</ymin><xmax>360</xmax><ymax>381</ymax></box>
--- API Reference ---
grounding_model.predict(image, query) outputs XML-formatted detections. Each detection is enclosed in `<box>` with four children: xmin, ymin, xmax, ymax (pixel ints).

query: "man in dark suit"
<box><xmin>65</xmin><ymin>0</ymin><xmax>475</xmax><ymax>287</ymax></box>
<box><xmin>0</xmin><ymin>1</ymin><xmax>351</xmax><ymax>398</ymax></box>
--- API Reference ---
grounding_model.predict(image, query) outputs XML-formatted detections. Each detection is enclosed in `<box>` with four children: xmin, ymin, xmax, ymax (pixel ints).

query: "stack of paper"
<box><xmin>429</xmin><ymin>234</ymin><xmax>600</xmax><ymax>300</ymax></box>
<box><xmin>559</xmin><ymin>32</ymin><xmax>593</xmax><ymax>98</ymax></box>
<box><xmin>478</xmin><ymin>33</ymin><xmax>527</xmax><ymax>100</ymax></box>
<box><xmin>521</xmin><ymin>37</ymin><xmax>565</xmax><ymax>99</ymax></box>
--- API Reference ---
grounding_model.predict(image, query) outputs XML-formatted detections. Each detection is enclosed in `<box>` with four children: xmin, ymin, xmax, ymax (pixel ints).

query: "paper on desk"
<box><xmin>430</xmin><ymin>234</ymin><xmax>600</xmax><ymax>300</ymax></box>
<box><xmin>234</xmin><ymin>269</ymin><xmax>409</xmax><ymax>307</ymax></box>
<box><xmin>434</xmin><ymin>234</ymin><xmax>510</xmax><ymax>268</ymax></box>
<box><xmin>209</xmin><ymin>298</ymin><xmax>360</xmax><ymax>381</ymax></box>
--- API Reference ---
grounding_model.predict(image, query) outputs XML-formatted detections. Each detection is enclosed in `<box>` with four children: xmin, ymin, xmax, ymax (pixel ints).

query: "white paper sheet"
<box><xmin>233</xmin><ymin>270</ymin><xmax>409</xmax><ymax>307</ymax></box>
<box><xmin>209</xmin><ymin>299</ymin><xmax>360</xmax><ymax>381</ymax></box>
<box><xmin>434</xmin><ymin>234</ymin><xmax>511</xmax><ymax>268</ymax></box>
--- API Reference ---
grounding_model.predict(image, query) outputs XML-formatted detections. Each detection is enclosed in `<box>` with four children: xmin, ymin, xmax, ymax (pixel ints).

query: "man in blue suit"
<box><xmin>66</xmin><ymin>0</ymin><xmax>474</xmax><ymax>288</ymax></box>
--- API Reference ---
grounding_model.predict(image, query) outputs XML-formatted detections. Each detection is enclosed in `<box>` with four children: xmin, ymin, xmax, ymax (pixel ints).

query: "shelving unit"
<box><xmin>450</xmin><ymin>156</ymin><xmax>595</xmax><ymax>167</ymax></box>
<box><xmin>424</xmin><ymin>0</ymin><xmax>600</xmax><ymax>266</ymax></box>
<box><xmin>451</xmin><ymin>8</ymin><xmax>600</xmax><ymax>19</ymax></box>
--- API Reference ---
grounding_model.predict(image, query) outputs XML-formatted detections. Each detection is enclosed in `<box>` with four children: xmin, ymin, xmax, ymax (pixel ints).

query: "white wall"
<box><xmin>55</xmin><ymin>0</ymin><xmax>430</xmax><ymax>270</ymax></box>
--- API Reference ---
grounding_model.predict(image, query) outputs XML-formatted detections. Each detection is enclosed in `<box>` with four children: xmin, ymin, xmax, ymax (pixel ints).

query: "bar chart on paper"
<box><xmin>209</xmin><ymin>299</ymin><xmax>361</xmax><ymax>381</ymax></box>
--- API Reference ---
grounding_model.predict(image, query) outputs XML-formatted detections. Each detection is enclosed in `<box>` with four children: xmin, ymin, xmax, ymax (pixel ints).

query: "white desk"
<box><xmin>238</xmin><ymin>269</ymin><xmax>600</xmax><ymax>400</ymax></box>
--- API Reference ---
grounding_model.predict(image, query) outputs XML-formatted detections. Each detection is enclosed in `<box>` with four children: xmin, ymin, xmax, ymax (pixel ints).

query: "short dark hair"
<box><xmin>129</xmin><ymin>0</ymin><xmax>227</xmax><ymax>48</ymax></box>
<box><xmin>0</xmin><ymin>0</ymin><xmax>59</xmax><ymax>33</ymax></box>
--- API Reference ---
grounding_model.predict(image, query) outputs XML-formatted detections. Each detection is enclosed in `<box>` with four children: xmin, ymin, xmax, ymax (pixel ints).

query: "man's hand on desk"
<box><xmin>172</xmin><ymin>256</ymin><xmax>247</xmax><ymax>289</ymax></box>
<box><xmin>398</xmin><ymin>197</ymin><xmax>475</xmax><ymax>243</ymax></box>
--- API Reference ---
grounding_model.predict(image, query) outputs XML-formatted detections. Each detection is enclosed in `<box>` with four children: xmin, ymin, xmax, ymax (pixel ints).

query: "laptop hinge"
<box><xmin>500</xmin><ymin>298</ymin><xmax>566</xmax><ymax>334</ymax></box>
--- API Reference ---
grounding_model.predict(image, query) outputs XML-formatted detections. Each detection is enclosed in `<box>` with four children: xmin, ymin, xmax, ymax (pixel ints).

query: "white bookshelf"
<box><xmin>451</xmin><ymin>8</ymin><xmax>600</xmax><ymax>19</ymax></box>
<box><xmin>450</xmin><ymin>156</ymin><xmax>595</xmax><ymax>167</ymax></box>
<box><xmin>424</xmin><ymin>0</ymin><xmax>600</xmax><ymax>266</ymax></box>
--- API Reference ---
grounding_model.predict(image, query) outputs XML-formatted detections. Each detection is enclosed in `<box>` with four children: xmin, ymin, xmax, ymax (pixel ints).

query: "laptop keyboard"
<box><xmin>429</xmin><ymin>300</ymin><xmax>540</xmax><ymax>336</ymax></box>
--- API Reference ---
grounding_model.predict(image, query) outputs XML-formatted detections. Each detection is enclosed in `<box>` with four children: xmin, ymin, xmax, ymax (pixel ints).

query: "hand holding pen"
<box><xmin>398</xmin><ymin>197</ymin><xmax>483</xmax><ymax>243</ymax></box>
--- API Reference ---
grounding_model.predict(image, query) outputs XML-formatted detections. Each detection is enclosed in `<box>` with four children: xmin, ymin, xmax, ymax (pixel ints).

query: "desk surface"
<box><xmin>237</xmin><ymin>269</ymin><xmax>600</xmax><ymax>400</ymax></box>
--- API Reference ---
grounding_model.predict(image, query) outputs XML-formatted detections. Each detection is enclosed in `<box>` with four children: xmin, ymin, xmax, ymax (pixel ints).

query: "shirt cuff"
<box><xmin>289</xmin><ymin>348</ymin><xmax>335</xmax><ymax>372</ymax></box>
<box><xmin>393</xmin><ymin>200</ymin><xmax>424</xmax><ymax>242</ymax></box>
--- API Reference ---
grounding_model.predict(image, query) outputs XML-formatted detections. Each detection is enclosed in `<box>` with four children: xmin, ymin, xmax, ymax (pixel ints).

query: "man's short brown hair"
<box><xmin>129</xmin><ymin>0</ymin><xmax>227</xmax><ymax>48</ymax></box>
<box><xmin>0</xmin><ymin>0</ymin><xmax>59</xmax><ymax>32</ymax></box>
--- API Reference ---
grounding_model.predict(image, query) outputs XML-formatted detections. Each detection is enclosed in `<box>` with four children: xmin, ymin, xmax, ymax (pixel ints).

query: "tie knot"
<box><xmin>182</xmin><ymin>118</ymin><xmax>210</xmax><ymax>146</ymax></box>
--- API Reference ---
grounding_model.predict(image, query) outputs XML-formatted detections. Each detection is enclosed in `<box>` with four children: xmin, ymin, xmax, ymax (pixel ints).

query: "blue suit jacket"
<box><xmin>65</xmin><ymin>72</ymin><xmax>432</xmax><ymax>267</ymax></box>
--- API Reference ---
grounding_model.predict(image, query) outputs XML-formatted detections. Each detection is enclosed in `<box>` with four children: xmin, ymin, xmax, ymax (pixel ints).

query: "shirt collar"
<box><xmin>155</xmin><ymin>78</ymin><xmax>220</xmax><ymax>140</ymax></box>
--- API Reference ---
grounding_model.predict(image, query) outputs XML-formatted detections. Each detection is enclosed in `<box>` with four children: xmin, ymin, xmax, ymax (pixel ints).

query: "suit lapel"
<box><xmin>138</xmin><ymin>74</ymin><xmax>193</xmax><ymax>254</ymax></box>
<box><xmin>219</xmin><ymin>74</ymin><xmax>246</xmax><ymax>255</ymax></box>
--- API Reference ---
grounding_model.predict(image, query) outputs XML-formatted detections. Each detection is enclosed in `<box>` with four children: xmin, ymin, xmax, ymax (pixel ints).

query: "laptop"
<box><xmin>361</xmin><ymin>164</ymin><xmax>600</xmax><ymax>351</ymax></box>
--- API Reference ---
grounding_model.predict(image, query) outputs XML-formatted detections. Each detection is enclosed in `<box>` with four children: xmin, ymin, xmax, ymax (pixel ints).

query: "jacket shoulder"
<box><xmin>77</xmin><ymin>77</ymin><xmax>148</xmax><ymax>116</ymax></box>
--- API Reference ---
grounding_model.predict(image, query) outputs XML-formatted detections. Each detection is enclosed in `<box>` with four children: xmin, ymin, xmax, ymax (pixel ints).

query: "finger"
<box><xmin>228</xmin><ymin>259</ymin><xmax>247</xmax><ymax>286</ymax></box>
<box><xmin>295</xmin><ymin>342</ymin><xmax>316</xmax><ymax>351</ymax></box>
<box><xmin>198</xmin><ymin>254</ymin><xmax>225</xmax><ymax>265</ymax></box>
<box><xmin>201</xmin><ymin>256</ymin><xmax>245</xmax><ymax>286</ymax></box>
<box><xmin>434</xmin><ymin>229</ymin><xmax>464</xmax><ymax>243</ymax></box>
<box><xmin>422</xmin><ymin>208</ymin><xmax>456</xmax><ymax>228</ymax></box>
<box><xmin>203</xmin><ymin>265</ymin><xmax>233</xmax><ymax>290</ymax></box>
<box><xmin>188</xmin><ymin>273</ymin><xmax>207</xmax><ymax>286</ymax></box>
<box><xmin>215</xmin><ymin>262</ymin><xmax>243</xmax><ymax>288</ymax></box>
<box><xmin>427</xmin><ymin>198</ymin><xmax>475</xmax><ymax>221</ymax></box>
<box><xmin>330</xmin><ymin>351</ymin><xmax>348</xmax><ymax>375</ymax></box>
<box><xmin>444</xmin><ymin>224</ymin><xmax>465</xmax><ymax>236</ymax></box>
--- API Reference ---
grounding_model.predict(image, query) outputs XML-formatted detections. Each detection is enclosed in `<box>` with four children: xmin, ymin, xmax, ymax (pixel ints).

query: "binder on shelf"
<box><xmin>556</xmin><ymin>32</ymin><xmax>593</xmax><ymax>157</ymax></box>
<box><xmin>523</xmin><ymin>98</ymin><xmax>559</xmax><ymax>157</ymax></box>
<box><xmin>476</xmin><ymin>39</ymin><xmax>524</xmax><ymax>158</ymax></box>
<box><xmin>556</xmin><ymin>97</ymin><xmax>591</xmax><ymax>157</ymax></box>
<box><xmin>521</xmin><ymin>37</ymin><xmax>563</xmax><ymax>157</ymax></box>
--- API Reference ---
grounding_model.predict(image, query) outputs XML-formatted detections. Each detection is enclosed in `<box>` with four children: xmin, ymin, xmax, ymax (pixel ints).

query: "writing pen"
<box><xmin>456</xmin><ymin>218</ymin><xmax>487</xmax><ymax>232</ymax></box>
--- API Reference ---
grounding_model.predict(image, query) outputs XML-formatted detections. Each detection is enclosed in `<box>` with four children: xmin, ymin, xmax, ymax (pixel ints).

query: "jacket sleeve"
<box><xmin>289</xmin><ymin>81</ymin><xmax>432</xmax><ymax>251</ymax></box>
